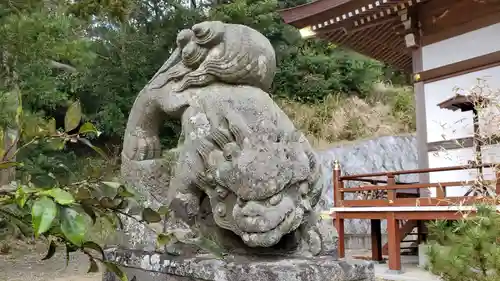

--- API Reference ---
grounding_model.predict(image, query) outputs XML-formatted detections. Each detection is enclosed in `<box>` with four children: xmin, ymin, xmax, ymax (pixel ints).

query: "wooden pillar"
<box><xmin>371</xmin><ymin>219</ymin><xmax>383</xmax><ymax>262</ymax></box>
<box><xmin>333</xmin><ymin>160</ymin><xmax>343</xmax><ymax>207</ymax></box>
<box><xmin>417</xmin><ymin>220</ymin><xmax>427</xmax><ymax>244</ymax></box>
<box><xmin>387</xmin><ymin>174</ymin><xmax>396</xmax><ymax>204</ymax></box>
<box><xmin>387</xmin><ymin>212</ymin><xmax>402</xmax><ymax>272</ymax></box>
<box><xmin>436</xmin><ymin>185</ymin><xmax>447</xmax><ymax>199</ymax></box>
<box><xmin>0</xmin><ymin>127</ymin><xmax>17</xmax><ymax>186</ymax></box>
<box><xmin>335</xmin><ymin>213</ymin><xmax>345</xmax><ymax>259</ymax></box>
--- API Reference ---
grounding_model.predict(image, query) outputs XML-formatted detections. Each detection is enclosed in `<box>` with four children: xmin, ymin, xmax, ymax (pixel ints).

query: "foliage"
<box><xmin>0</xmin><ymin>99</ymin><xmax>224</xmax><ymax>280</ymax></box>
<box><xmin>2</xmin><ymin>0</ymin><xmax>413</xmax><ymax>153</ymax></box>
<box><xmin>278</xmin><ymin>84</ymin><xmax>415</xmax><ymax>148</ymax></box>
<box><xmin>426</xmin><ymin>204</ymin><xmax>500</xmax><ymax>281</ymax></box>
<box><xmin>0</xmin><ymin>2</ymin><xmax>94</xmax><ymax>112</ymax></box>
<box><xmin>210</xmin><ymin>0</ymin><xmax>388</xmax><ymax>103</ymax></box>
<box><xmin>69</xmin><ymin>0</ymin><xmax>202</xmax><ymax>145</ymax></box>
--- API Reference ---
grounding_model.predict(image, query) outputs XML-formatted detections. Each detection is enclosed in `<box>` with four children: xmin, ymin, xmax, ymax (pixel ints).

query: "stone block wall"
<box><xmin>318</xmin><ymin>135</ymin><xmax>418</xmax><ymax>235</ymax></box>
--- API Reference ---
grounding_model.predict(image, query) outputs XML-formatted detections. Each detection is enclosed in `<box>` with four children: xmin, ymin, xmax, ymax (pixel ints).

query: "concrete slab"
<box><xmin>346</xmin><ymin>250</ymin><xmax>441</xmax><ymax>281</ymax></box>
<box><xmin>374</xmin><ymin>263</ymin><xmax>440</xmax><ymax>281</ymax></box>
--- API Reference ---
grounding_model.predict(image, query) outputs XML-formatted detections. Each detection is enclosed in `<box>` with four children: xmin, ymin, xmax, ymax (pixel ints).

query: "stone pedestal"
<box><xmin>103</xmin><ymin>248</ymin><xmax>375</xmax><ymax>281</ymax></box>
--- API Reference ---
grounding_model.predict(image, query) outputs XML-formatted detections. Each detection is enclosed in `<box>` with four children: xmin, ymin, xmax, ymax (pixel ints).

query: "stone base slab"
<box><xmin>103</xmin><ymin>248</ymin><xmax>375</xmax><ymax>281</ymax></box>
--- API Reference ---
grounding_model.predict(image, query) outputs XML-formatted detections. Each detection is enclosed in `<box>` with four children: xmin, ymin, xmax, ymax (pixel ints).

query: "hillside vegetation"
<box><xmin>280</xmin><ymin>83</ymin><xmax>415</xmax><ymax>149</ymax></box>
<box><xmin>0</xmin><ymin>0</ymin><xmax>416</xmax><ymax>182</ymax></box>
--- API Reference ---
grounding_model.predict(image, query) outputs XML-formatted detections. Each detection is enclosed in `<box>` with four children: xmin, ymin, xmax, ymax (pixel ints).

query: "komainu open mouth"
<box><xmin>240</xmin><ymin>208</ymin><xmax>301</xmax><ymax>247</ymax></box>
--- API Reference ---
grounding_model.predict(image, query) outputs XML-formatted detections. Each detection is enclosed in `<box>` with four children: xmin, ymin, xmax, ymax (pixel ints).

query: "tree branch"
<box><xmin>49</xmin><ymin>60</ymin><xmax>77</xmax><ymax>73</ymax></box>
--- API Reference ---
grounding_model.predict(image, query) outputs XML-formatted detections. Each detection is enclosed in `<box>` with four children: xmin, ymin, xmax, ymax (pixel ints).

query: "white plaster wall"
<box><xmin>427</xmin><ymin>147</ymin><xmax>475</xmax><ymax>197</ymax></box>
<box><xmin>427</xmin><ymin>144</ymin><xmax>500</xmax><ymax>198</ymax></box>
<box><xmin>422</xmin><ymin>23</ymin><xmax>500</xmax><ymax>71</ymax></box>
<box><xmin>424</xmin><ymin>66</ymin><xmax>500</xmax><ymax>143</ymax></box>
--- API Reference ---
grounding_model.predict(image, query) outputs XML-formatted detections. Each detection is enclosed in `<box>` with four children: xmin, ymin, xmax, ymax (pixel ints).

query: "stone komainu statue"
<box><xmin>121</xmin><ymin>21</ymin><xmax>336</xmax><ymax>256</ymax></box>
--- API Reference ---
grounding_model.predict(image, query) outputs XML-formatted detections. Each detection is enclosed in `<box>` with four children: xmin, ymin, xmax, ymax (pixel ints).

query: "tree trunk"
<box><xmin>0</xmin><ymin>128</ymin><xmax>17</xmax><ymax>186</ymax></box>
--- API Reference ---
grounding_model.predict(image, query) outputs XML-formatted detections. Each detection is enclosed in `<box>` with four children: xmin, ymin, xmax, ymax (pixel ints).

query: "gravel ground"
<box><xmin>0</xmin><ymin>241</ymin><xmax>100</xmax><ymax>281</ymax></box>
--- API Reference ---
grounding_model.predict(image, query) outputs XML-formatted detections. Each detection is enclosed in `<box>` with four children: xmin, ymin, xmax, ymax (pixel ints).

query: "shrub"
<box><xmin>427</xmin><ymin>205</ymin><xmax>500</xmax><ymax>281</ymax></box>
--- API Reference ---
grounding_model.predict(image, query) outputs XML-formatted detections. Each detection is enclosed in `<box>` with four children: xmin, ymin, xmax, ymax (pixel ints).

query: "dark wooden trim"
<box><xmin>339</xmin><ymin>162</ymin><xmax>497</xmax><ymax>179</ymax></box>
<box><xmin>427</xmin><ymin>137</ymin><xmax>474</xmax><ymax>152</ymax></box>
<box><xmin>421</xmin><ymin>11</ymin><xmax>500</xmax><ymax>46</ymax></box>
<box><xmin>334</xmin><ymin>210</ymin><xmax>494</xmax><ymax>220</ymax></box>
<box><xmin>341</xmin><ymin>196</ymin><xmax>497</xmax><ymax>207</ymax></box>
<box><xmin>279</xmin><ymin>0</ymin><xmax>371</xmax><ymax>29</ymax></box>
<box><xmin>340</xmin><ymin>180</ymin><xmax>492</xmax><ymax>193</ymax></box>
<box><xmin>415</xmin><ymin>50</ymin><xmax>500</xmax><ymax>83</ymax></box>
<box><xmin>427</xmin><ymin>136</ymin><xmax>500</xmax><ymax>152</ymax></box>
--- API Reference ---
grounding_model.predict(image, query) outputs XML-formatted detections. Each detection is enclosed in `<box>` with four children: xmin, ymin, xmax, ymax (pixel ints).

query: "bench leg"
<box><xmin>371</xmin><ymin>219</ymin><xmax>383</xmax><ymax>262</ymax></box>
<box><xmin>335</xmin><ymin>215</ymin><xmax>345</xmax><ymax>258</ymax></box>
<box><xmin>387</xmin><ymin>212</ymin><xmax>402</xmax><ymax>273</ymax></box>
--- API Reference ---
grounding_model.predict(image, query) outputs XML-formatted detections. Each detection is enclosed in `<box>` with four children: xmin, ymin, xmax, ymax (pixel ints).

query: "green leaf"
<box><xmin>60</xmin><ymin>207</ymin><xmax>91</xmax><ymax>246</ymax></box>
<box><xmin>40</xmin><ymin>188</ymin><xmax>75</xmax><ymax>205</ymax></box>
<box><xmin>32</xmin><ymin>197</ymin><xmax>57</xmax><ymax>237</ymax></box>
<box><xmin>64</xmin><ymin>101</ymin><xmax>82</xmax><ymax>132</ymax></box>
<box><xmin>194</xmin><ymin>237</ymin><xmax>226</xmax><ymax>259</ymax></box>
<box><xmin>157</xmin><ymin>206</ymin><xmax>170</xmax><ymax>216</ymax></box>
<box><xmin>78</xmin><ymin>137</ymin><xmax>108</xmax><ymax>160</ymax></box>
<box><xmin>0</xmin><ymin>161</ymin><xmax>20</xmax><ymax>169</ymax></box>
<box><xmin>103</xmin><ymin>261</ymin><xmax>128</xmax><ymax>281</ymax></box>
<box><xmin>81</xmin><ymin>203</ymin><xmax>97</xmax><ymax>224</ymax></box>
<box><xmin>41</xmin><ymin>240</ymin><xmax>57</xmax><ymax>260</ymax></box>
<box><xmin>46</xmin><ymin>138</ymin><xmax>67</xmax><ymax>151</ymax></box>
<box><xmin>15</xmin><ymin>187</ymin><xmax>28</xmax><ymax>208</ymax></box>
<box><xmin>75</xmin><ymin>187</ymin><xmax>92</xmax><ymax>200</ymax></box>
<box><xmin>117</xmin><ymin>186</ymin><xmax>135</xmax><ymax>198</ymax></box>
<box><xmin>99</xmin><ymin>197</ymin><xmax>117</xmax><ymax>208</ymax></box>
<box><xmin>157</xmin><ymin>233</ymin><xmax>173</xmax><ymax>247</ymax></box>
<box><xmin>88</xmin><ymin>257</ymin><xmax>99</xmax><ymax>273</ymax></box>
<box><xmin>47</xmin><ymin>118</ymin><xmax>57</xmax><ymax>134</ymax></box>
<box><xmin>79</xmin><ymin>122</ymin><xmax>101</xmax><ymax>136</ymax></box>
<box><xmin>142</xmin><ymin>208</ymin><xmax>162</xmax><ymax>223</ymax></box>
<box><xmin>83</xmin><ymin>241</ymin><xmax>106</xmax><ymax>260</ymax></box>
<box><xmin>182</xmin><ymin>237</ymin><xmax>225</xmax><ymax>259</ymax></box>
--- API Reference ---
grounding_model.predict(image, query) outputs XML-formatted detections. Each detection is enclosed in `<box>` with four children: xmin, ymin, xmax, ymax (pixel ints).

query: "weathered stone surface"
<box><xmin>319</xmin><ymin>135</ymin><xmax>418</xmax><ymax>234</ymax></box>
<box><xmin>109</xmin><ymin>20</ymin><xmax>378</xmax><ymax>281</ymax></box>
<box><xmin>120</xmin><ymin>21</ymin><xmax>333</xmax><ymax>256</ymax></box>
<box><xmin>103</xmin><ymin>248</ymin><xmax>375</xmax><ymax>281</ymax></box>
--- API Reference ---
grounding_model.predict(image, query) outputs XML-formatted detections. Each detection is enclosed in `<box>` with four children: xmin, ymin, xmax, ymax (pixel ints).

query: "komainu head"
<box><xmin>151</xmin><ymin>21</ymin><xmax>277</xmax><ymax>93</ymax></box>
<box><xmin>193</xmin><ymin>119</ymin><xmax>322</xmax><ymax>248</ymax></box>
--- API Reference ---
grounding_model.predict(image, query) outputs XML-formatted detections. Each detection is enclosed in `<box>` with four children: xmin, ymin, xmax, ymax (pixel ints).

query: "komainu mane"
<box><xmin>121</xmin><ymin>21</ymin><xmax>336</xmax><ymax>256</ymax></box>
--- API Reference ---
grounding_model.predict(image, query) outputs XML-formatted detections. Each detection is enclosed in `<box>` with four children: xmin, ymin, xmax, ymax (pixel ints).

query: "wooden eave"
<box><xmin>437</xmin><ymin>94</ymin><xmax>490</xmax><ymax>112</ymax></box>
<box><xmin>279</xmin><ymin>0</ymin><xmax>427</xmax><ymax>71</ymax></box>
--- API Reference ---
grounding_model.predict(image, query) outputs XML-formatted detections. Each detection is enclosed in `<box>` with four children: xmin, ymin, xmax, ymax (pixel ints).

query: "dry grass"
<box><xmin>278</xmin><ymin>83</ymin><xmax>415</xmax><ymax>149</ymax></box>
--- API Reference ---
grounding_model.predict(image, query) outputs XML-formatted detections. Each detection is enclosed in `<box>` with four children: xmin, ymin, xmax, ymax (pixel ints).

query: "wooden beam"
<box><xmin>415</xmin><ymin>50</ymin><xmax>500</xmax><ymax>83</ymax></box>
<box><xmin>280</xmin><ymin>0</ymin><xmax>381</xmax><ymax>28</ymax></box>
